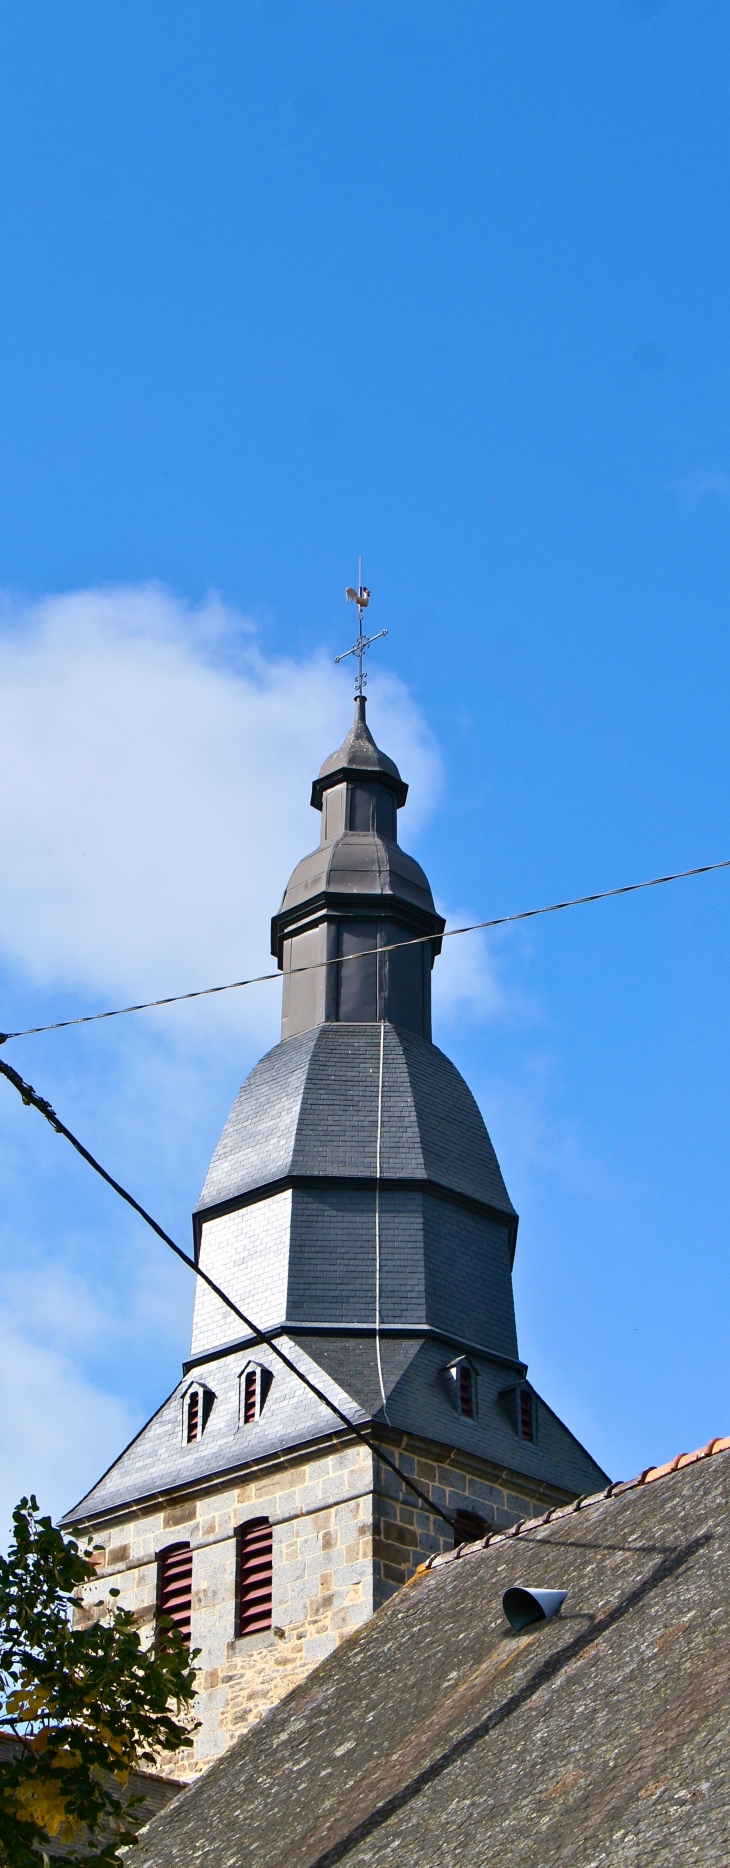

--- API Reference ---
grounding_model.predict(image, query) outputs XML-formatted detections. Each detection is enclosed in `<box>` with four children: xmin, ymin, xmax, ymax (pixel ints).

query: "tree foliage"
<box><xmin>0</xmin><ymin>1498</ymin><xmax>198</xmax><ymax>1867</ymax></box>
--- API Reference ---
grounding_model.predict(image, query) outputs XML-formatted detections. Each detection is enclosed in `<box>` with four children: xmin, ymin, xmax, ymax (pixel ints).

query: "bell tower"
<box><xmin>63</xmin><ymin>685</ymin><xmax>609</xmax><ymax>1781</ymax></box>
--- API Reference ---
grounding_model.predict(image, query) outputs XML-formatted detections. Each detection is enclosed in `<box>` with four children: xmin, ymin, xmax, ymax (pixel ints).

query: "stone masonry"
<box><xmin>75</xmin><ymin>1426</ymin><xmax>576</xmax><ymax>1780</ymax></box>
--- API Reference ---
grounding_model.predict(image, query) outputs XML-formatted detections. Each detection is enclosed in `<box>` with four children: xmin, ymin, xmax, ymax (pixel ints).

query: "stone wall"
<box><xmin>76</xmin><ymin>1431</ymin><xmax>567</xmax><ymax>1778</ymax></box>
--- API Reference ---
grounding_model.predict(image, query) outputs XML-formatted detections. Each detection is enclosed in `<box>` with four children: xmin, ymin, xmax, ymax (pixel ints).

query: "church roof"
<box><xmin>129</xmin><ymin>1437</ymin><xmax>730</xmax><ymax>1868</ymax></box>
<box><xmin>273</xmin><ymin>833</ymin><xmax>439</xmax><ymax>933</ymax></box>
<box><xmin>194</xmin><ymin>1022</ymin><xmax>517</xmax><ymax>1226</ymax></box>
<box><xmin>310</xmin><ymin>697</ymin><xmax>409</xmax><ymax>809</ymax></box>
<box><xmin>59</xmin><ymin>1339</ymin><xmax>371</xmax><ymax>1524</ymax></box>
<box><xmin>61</xmin><ymin>1322</ymin><xmax>606</xmax><ymax>1525</ymax></box>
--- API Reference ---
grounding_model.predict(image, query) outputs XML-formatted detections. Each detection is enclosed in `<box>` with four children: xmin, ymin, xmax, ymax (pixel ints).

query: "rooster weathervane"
<box><xmin>334</xmin><ymin>559</ymin><xmax>387</xmax><ymax>697</ymax></box>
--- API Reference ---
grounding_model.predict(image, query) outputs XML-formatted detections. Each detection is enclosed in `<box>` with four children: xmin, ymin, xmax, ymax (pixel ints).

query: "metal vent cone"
<box><xmin>502</xmin><ymin>1586</ymin><xmax>568</xmax><ymax>1633</ymax></box>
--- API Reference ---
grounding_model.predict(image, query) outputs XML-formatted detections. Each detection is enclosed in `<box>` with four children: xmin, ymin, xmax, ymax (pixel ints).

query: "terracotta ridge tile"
<box><xmin>415</xmin><ymin>1437</ymin><xmax>730</xmax><ymax>1582</ymax></box>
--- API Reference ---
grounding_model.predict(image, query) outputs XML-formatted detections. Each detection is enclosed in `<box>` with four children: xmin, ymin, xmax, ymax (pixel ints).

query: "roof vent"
<box><xmin>502</xmin><ymin>1587</ymin><xmax>567</xmax><ymax>1633</ymax></box>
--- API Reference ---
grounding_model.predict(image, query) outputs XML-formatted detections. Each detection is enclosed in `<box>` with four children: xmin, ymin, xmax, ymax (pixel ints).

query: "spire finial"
<box><xmin>334</xmin><ymin>559</ymin><xmax>388</xmax><ymax>698</ymax></box>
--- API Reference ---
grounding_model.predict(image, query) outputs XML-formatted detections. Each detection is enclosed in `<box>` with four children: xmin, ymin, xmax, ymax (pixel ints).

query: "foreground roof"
<box><xmin>133</xmin><ymin>1436</ymin><xmax>730</xmax><ymax>1868</ymax></box>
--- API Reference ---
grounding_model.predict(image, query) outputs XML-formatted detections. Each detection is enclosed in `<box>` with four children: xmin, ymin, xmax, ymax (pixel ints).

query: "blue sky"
<box><xmin>0</xmin><ymin>0</ymin><xmax>729</xmax><ymax>1528</ymax></box>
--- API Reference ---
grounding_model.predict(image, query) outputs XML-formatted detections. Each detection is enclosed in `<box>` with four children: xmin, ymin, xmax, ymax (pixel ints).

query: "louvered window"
<box><xmin>236</xmin><ymin>1518</ymin><xmax>273</xmax><ymax>1637</ymax></box>
<box><xmin>459</xmin><ymin>1364</ymin><xmax>474</xmax><ymax>1418</ymax></box>
<box><xmin>184</xmin><ymin>1385</ymin><xmax>215</xmax><ymax>1444</ymax></box>
<box><xmin>240</xmin><ymin>1365</ymin><xmax>273</xmax><ymax>1425</ymax></box>
<box><xmin>453</xmin><ymin>1509</ymin><xmax>486</xmax><ymax>1548</ymax></box>
<box><xmin>157</xmin><ymin>1543</ymin><xmax>193</xmax><ymax>1646</ymax></box>
<box><xmin>520</xmin><ymin>1389</ymin><xmax>534</xmax><ymax>1443</ymax></box>
<box><xmin>243</xmin><ymin>1369</ymin><xmax>257</xmax><ymax>1423</ymax></box>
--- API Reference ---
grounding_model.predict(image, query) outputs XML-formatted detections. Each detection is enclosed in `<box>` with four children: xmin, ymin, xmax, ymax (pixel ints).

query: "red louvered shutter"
<box><xmin>243</xmin><ymin>1370</ymin><xmax>257</xmax><ymax>1423</ymax></box>
<box><xmin>236</xmin><ymin>1518</ymin><xmax>273</xmax><ymax>1637</ymax></box>
<box><xmin>158</xmin><ymin>1543</ymin><xmax>193</xmax><ymax>1646</ymax></box>
<box><xmin>186</xmin><ymin>1391</ymin><xmax>199</xmax><ymax>1443</ymax></box>
<box><xmin>520</xmin><ymin>1388</ymin><xmax>534</xmax><ymax>1442</ymax></box>
<box><xmin>459</xmin><ymin>1364</ymin><xmax>473</xmax><ymax>1418</ymax></box>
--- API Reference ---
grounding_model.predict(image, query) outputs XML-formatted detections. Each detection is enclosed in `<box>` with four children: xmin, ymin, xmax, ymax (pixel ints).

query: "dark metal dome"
<box><xmin>274</xmin><ymin>834</ymin><xmax>437</xmax><ymax>934</ymax></box>
<box><xmin>310</xmin><ymin>696</ymin><xmax>408</xmax><ymax>810</ymax></box>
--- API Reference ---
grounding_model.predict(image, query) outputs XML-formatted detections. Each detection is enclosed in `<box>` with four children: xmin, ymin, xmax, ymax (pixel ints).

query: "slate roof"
<box><xmin>274</xmin><ymin>831</ymin><xmax>437</xmax><ymax>926</ymax></box>
<box><xmin>311</xmin><ymin>698</ymin><xmax>409</xmax><ymax>809</ymax></box>
<box><xmin>61</xmin><ymin>1321</ymin><xmax>607</xmax><ymax>1525</ymax></box>
<box><xmin>59</xmin><ymin>1338</ymin><xmax>369</xmax><ymax>1524</ymax></box>
<box><xmin>195</xmin><ymin>1022</ymin><xmax>516</xmax><ymax>1223</ymax></box>
<box><xmin>131</xmin><ymin>1437</ymin><xmax>730</xmax><ymax>1868</ymax></box>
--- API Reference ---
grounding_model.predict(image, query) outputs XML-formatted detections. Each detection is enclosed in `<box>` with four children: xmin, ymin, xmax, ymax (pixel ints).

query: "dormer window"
<box><xmin>519</xmin><ymin>1387</ymin><xmax>536</xmax><ymax>1443</ymax></box>
<box><xmin>243</xmin><ymin>1369</ymin><xmax>257</xmax><ymax>1424</ymax></box>
<box><xmin>498</xmin><ymin>1384</ymin><xmax>537</xmax><ymax>1444</ymax></box>
<box><xmin>239</xmin><ymin>1363</ymin><xmax>273</xmax><ymax>1426</ymax></box>
<box><xmin>459</xmin><ymin>1364</ymin><xmax>474</xmax><ymax>1419</ymax></box>
<box><xmin>443</xmin><ymin>1356</ymin><xmax>478</xmax><ymax>1420</ymax></box>
<box><xmin>183</xmin><ymin>1383</ymin><xmax>215</xmax><ymax>1445</ymax></box>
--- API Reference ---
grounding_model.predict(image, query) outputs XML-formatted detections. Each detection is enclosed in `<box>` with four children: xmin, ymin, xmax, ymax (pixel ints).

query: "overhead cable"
<box><xmin>0</xmin><ymin>1056</ymin><xmax>455</xmax><ymax>1532</ymax></box>
<box><xmin>1</xmin><ymin>855</ymin><xmax>727</xmax><ymax>1046</ymax></box>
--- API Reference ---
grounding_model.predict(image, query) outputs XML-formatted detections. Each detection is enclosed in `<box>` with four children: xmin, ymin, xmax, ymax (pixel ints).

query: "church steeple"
<box><xmin>272</xmin><ymin>697</ymin><xmax>445</xmax><ymax>1043</ymax></box>
<box><xmin>62</xmin><ymin>667</ymin><xmax>609</xmax><ymax>1786</ymax></box>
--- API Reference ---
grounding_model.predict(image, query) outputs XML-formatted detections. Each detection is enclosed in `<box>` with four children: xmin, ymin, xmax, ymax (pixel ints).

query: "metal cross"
<box><xmin>334</xmin><ymin>559</ymin><xmax>388</xmax><ymax>696</ymax></box>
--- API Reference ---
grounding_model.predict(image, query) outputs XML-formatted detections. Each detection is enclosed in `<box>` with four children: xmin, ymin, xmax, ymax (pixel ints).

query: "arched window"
<box><xmin>453</xmin><ymin>1509</ymin><xmax>486</xmax><ymax>1549</ymax></box>
<box><xmin>157</xmin><ymin>1543</ymin><xmax>193</xmax><ymax>1646</ymax></box>
<box><xmin>235</xmin><ymin>1518</ymin><xmax>273</xmax><ymax>1637</ymax></box>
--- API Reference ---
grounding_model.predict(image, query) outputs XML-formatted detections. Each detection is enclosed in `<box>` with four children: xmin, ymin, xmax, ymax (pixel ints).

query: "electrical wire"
<box><xmin>373</xmin><ymin>1020</ymin><xmax>390</xmax><ymax>1425</ymax></box>
<box><xmin>0</xmin><ymin>1055</ymin><xmax>455</xmax><ymax>1531</ymax></box>
<box><xmin>0</xmin><ymin>855</ymin><xmax>727</xmax><ymax>1046</ymax></box>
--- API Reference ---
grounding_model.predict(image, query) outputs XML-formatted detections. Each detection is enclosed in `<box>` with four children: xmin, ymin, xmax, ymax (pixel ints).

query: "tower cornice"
<box><xmin>270</xmin><ymin>889</ymin><xmax>444</xmax><ymax>967</ymax></box>
<box><xmin>192</xmin><ymin>1170</ymin><xmax>518</xmax><ymax>1264</ymax></box>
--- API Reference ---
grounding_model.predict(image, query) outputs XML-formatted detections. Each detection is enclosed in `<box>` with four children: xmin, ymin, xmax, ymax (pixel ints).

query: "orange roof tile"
<box><xmin>419</xmin><ymin>1432</ymin><xmax>730</xmax><ymax>1573</ymax></box>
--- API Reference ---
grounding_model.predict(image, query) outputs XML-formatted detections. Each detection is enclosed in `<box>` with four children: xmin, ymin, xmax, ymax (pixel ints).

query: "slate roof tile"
<box><xmin>131</xmin><ymin>1440</ymin><xmax>730</xmax><ymax>1868</ymax></box>
<box><xmin>195</xmin><ymin>1022</ymin><xmax>515</xmax><ymax>1218</ymax></box>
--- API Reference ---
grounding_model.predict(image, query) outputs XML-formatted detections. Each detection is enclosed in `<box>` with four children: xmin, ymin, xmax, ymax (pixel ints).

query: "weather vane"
<box><xmin>334</xmin><ymin>559</ymin><xmax>388</xmax><ymax>697</ymax></box>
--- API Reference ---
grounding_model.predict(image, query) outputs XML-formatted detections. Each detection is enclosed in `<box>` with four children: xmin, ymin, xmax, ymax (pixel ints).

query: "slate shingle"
<box><xmin>195</xmin><ymin>1022</ymin><xmax>516</xmax><ymax>1219</ymax></box>
<box><xmin>129</xmin><ymin>1448</ymin><xmax>730</xmax><ymax>1868</ymax></box>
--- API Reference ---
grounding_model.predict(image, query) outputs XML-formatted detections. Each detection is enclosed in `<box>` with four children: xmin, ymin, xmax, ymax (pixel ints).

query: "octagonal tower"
<box><xmin>64</xmin><ymin>699</ymin><xmax>608</xmax><ymax>1779</ymax></box>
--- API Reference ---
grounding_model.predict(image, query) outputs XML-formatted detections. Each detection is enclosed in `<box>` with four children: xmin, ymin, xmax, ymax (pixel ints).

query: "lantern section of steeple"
<box><xmin>271</xmin><ymin>697</ymin><xmax>445</xmax><ymax>1041</ymax></box>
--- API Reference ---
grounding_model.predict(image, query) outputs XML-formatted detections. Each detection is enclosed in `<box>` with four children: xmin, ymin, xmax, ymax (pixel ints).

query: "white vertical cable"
<box><xmin>374</xmin><ymin>1019</ymin><xmax>390</xmax><ymax>1423</ymax></box>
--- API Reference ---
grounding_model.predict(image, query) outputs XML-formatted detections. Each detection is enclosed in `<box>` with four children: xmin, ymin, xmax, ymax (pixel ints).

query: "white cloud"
<box><xmin>0</xmin><ymin>584</ymin><xmax>441</xmax><ymax>1010</ymax></box>
<box><xmin>675</xmin><ymin>469</ymin><xmax>730</xmax><ymax>512</ymax></box>
<box><xmin>432</xmin><ymin>909</ymin><xmax>509</xmax><ymax>1026</ymax></box>
<box><xmin>473</xmin><ymin>1054</ymin><xmax>612</xmax><ymax>1206</ymax></box>
<box><xmin>0</xmin><ymin>1306</ymin><xmax>136</xmax><ymax>1538</ymax></box>
<box><xmin>0</xmin><ymin>585</ymin><xmax>445</xmax><ymax>1526</ymax></box>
